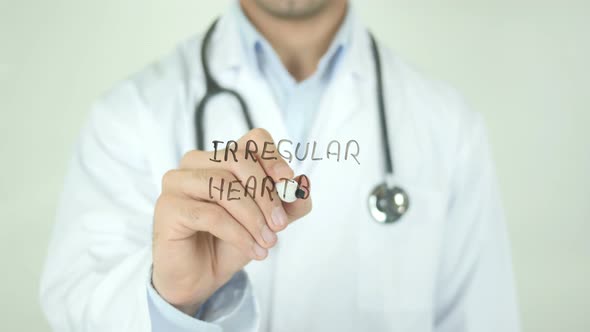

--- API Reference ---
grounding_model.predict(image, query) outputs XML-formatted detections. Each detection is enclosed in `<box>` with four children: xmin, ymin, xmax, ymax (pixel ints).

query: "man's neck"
<box><xmin>240</xmin><ymin>0</ymin><xmax>348</xmax><ymax>82</ymax></box>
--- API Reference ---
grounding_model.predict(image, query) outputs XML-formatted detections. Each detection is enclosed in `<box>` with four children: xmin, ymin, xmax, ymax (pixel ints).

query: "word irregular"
<box><xmin>209</xmin><ymin>139</ymin><xmax>360</xmax><ymax>164</ymax></box>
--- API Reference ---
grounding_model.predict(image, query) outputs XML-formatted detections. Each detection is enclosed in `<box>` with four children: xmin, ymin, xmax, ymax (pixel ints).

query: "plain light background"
<box><xmin>1</xmin><ymin>0</ymin><xmax>588</xmax><ymax>330</ymax></box>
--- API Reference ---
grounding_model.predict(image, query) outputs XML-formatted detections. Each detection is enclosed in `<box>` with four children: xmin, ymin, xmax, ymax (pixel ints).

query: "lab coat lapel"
<box><xmin>298</xmin><ymin>13</ymin><xmax>372</xmax><ymax>176</ymax></box>
<box><xmin>234</xmin><ymin>67</ymin><xmax>290</xmax><ymax>141</ymax></box>
<box><xmin>205</xmin><ymin>9</ymin><xmax>290</xmax><ymax>142</ymax></box>
<box><xmin>297</xmin><ymin>74</ymin><xmax>361</xmax><ymax>176</ymax></box>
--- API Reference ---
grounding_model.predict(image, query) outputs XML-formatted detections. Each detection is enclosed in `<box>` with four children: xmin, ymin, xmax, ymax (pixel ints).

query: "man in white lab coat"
<box><xmin>40</xmin><ymin>0</ymin><xmax>520</xmax><ymax>331</ymax></box>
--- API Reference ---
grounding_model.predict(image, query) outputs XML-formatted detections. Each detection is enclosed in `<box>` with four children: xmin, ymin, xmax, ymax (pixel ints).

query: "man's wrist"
<box><xmin>174</xmin><ymin>301</ymin><xmax>203</xmax><ymax>317</ymax></box>
<box><xmin>150</xmin><ymin>274</ymin><xmax>206</xmax><ymax>316</ymax></box>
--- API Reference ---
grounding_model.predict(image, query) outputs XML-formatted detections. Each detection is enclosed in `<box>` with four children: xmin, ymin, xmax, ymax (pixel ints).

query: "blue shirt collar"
<box><xmin>233</xmin><ymin>1</ymin><xmax>352</xmax><ymax>84</ymax></box>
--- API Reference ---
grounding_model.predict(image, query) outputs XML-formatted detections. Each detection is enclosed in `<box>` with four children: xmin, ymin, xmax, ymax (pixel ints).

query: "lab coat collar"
<box><xmin>232</xmin><ymin>0</ymin><xmax>353</xmax><ymax>82</ymax></box>
<box><xmin>207</xmin><ymin>10</ymin><xmax>242</xmax><ymax>72</ymax></box>
<box><xmin>340</xmin><ymin>4</ymin><xmax>373</xmax><ymax>82</ymax></box>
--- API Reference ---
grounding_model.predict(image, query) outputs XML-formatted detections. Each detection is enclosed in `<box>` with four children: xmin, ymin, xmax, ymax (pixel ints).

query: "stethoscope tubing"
<box><xmin>195</xmin><ymin>18</ymin><xmax>254</xmax><ymax>151</ymax></box>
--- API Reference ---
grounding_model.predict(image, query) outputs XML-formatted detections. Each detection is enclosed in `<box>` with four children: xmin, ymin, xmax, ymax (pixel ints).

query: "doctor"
<box><xmin>40</xmin><ymin>0</ymin><xmax>520</xmax><ymax>331</ymax></box>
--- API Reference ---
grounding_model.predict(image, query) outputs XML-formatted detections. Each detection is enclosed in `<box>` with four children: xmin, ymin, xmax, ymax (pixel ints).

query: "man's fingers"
<box><xmin>173</xmin><ymin>128</ymin><xmax>306</xmax><ymax>234</ymax></box>
<box><xmin>225</xmin><ymin>159</ymin><xmax>290</xmax><ymax>232</ymax></box>
<box><xmin>181</xmin><ymin>128</ymin><xmax>294</xmax><ymax>182</ymax></box>
<box><xmin>238</xmin><ymin>128</ymin><xmax>294</xmax><ymax>182</ymax></box>
<box><xmin>179</xmin><ymin>150</ymin><xmax>209</xmax><ymax>169</ymax></box>
<box><xmin>172</xmin><ymin>198</ymin><xmax>268</xmax><ymax>261</ymax></box>
<box><xmin>162</xmin><ymin>169</ymin><xmax>277</xmax><ymax>249</ymax></box>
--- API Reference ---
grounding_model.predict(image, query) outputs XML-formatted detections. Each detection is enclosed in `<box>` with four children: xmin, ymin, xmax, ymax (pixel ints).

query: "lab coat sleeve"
<box><xmin>148</xmin><ymin>269</ymin><xmax>258</xmax><ymax>331</ymax></box>
<box><xmin>39</xmin><ymin>81</ymin><xmax>258</xmax><ymax>331</ymax></box>
<box><xmin>433</xmin><ymin>110</ymin><xmax>520</xmax><ymax>331</ymax></box>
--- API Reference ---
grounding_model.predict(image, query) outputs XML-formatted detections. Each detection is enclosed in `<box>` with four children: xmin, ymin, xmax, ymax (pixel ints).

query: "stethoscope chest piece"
<box><xmin>368</xmin><ymin>183</ymin><xmax>409</xmax><ymax>224</ymax></box>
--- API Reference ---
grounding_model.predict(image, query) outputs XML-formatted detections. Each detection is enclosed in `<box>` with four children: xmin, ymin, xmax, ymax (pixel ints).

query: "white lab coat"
<box><xmin>40</xmin><ymin>7</ymin><xmax>520</xmax><ymax>332</ymax></box>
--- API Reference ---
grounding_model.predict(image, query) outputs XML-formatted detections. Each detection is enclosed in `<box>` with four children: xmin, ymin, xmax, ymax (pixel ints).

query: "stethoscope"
<box><xmin>194</xmin><ymin>19</ymin><xmax>410</xmax><ymax>224</ymax></box>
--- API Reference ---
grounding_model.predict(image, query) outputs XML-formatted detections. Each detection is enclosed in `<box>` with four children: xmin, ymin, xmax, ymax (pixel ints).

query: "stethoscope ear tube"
<box><xmin>194</xmin><ymin>18</ymin><xmax>253</xmax><ymax>151</ymax></box>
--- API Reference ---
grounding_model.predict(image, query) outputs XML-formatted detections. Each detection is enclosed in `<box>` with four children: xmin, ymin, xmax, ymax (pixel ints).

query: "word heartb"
<box><xmin>209</xmin><ymin>176</ymin><xmax>310</xmax><ymax>202</ymax></box>
<box><xmin>209</xmin><ymin>139</ymin><xmax>360</xmax><ymax>165</ymax></box>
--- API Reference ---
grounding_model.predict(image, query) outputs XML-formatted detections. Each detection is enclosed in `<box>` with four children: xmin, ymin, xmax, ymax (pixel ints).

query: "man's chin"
<box><xmin>253</xmin><ymin>0</ymin><xmax>331</xmax><ymax>20</ymax></box>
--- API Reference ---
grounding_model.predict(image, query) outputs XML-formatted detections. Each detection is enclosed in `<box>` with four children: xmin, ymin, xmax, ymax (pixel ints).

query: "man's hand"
<box><xmin>152</xmin><ymin>128</ymin><xmax>312</xmax><ymax>315</ymax></box>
